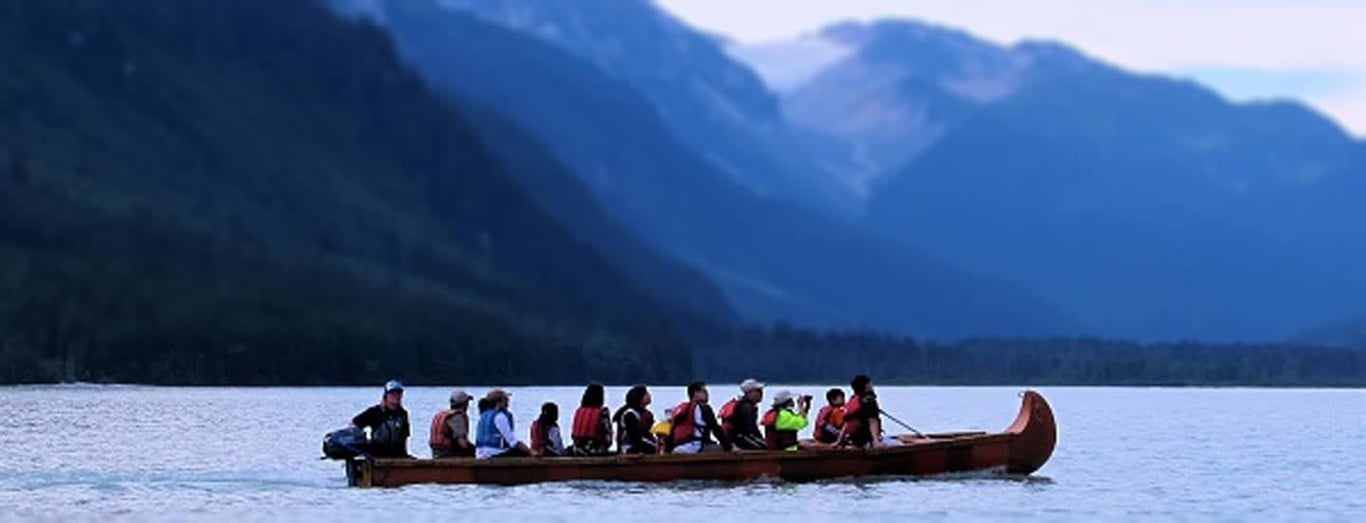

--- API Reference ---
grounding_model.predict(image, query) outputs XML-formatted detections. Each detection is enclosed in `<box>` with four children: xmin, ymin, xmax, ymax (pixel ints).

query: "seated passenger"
<box><xmin>813</xmin><ymin>388</ymin><xmax>846</xmax><ymax>445</ymax></box>
<box><xmin>762</xmin><ymin>390</ymin><xmax>811</xmax><ymax>451</ymax></box>
<box><xmin>719</xmin><ymin>378</ymin><xmax>766</xmax><ymax>450</ymax></box>
<box><xmin>429</xmin><ymin>389</ymin><xmax>474</xmax><ymax>458</ymax></box>
<box><xmin>475</xmin><ymin>389</ymin><xmax>532</xmax><ymax>459</ymax></box>
<box><xmin>570</xmin><ymin>382</ymin><xmax>614</xmax><ymax>456</ymax></box>
<box><xmin>530</xmin><ymin>402</ymin><xmax>567</xmax><ymax>457</ymax></box>
<box><xmin>840</xmin><ymin>374</ymin><xmax>897</xmax><ymax>448</ymax></box>
<box><xmin>351</xmin><ymin>380</ymin><xmax>411</xmax><ymax>458</ymax></box>
<box><xmin>613</xmin><ymin>385</ymin><xmax>658</xmax><ymax>455</ymax></box>
<box><xmin>669</xmin><ymin>382</ymin><xmax>732</xmax><ymax>454</ymax></box>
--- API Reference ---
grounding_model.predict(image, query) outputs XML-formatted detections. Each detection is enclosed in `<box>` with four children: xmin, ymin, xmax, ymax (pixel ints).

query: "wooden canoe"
<box><xmin>349</xmin><ymin>390</ymin><xmax>1056</xmax><ymax>488</ymax></box>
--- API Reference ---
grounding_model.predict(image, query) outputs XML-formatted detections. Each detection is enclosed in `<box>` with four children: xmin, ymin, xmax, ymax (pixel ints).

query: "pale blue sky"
<box><xmin>658</xmin><ymin>0</ymin><xmax>1366</xmax><ymax>136</ymax></box>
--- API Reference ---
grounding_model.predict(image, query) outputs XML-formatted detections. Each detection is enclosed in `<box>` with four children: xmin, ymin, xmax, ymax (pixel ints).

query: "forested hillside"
<box><xmin>0</xmin><ymin>0</ymin><xmax>692</xmax><ymax>384</ymax></box>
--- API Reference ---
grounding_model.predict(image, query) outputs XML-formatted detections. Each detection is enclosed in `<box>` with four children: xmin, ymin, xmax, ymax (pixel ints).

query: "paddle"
<box><xmin>879</xmin><ymin>409</ymin><xmax>926</xmax><ymax>438</ymax></box>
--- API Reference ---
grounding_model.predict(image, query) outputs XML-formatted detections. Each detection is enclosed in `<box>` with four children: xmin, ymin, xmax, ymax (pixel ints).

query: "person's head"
<box><xmin>826</xmin><ymin>388</ymin><xmax>846</xmax><ymax>408</ymax></box>
<box><xmin>477</xmin><ymin>397</ymin><xmax>492</xmax><ymax>413</ymax></box>
<box><xmin>449</xmin><ymin>390</ymin><xmax>471</xmax><ymax>411</ymax></box>
<box><xmin>485</xmin><ymin>389</ymin><xmax>512</xmax><ymax>410</ymax></box>
<box><xmin>624</xmin><ymin>385</ymin><xmax>650</xmax><ymax>410</ymax></box>
<box><xmin>382</xmin><ymin>380</ymin><xmax>404</xmax><ymax>409</ymax></box>
<box><xmin>539</xmin><ymin>402</ymin><xmax>559</xmax><ymax>425</ymax></box>
<box><xmin>686</xmin><ymin>381</ymin><xmax>709</xmax><ymax>404</ymax></box>
<box><xmin>770</xmin><ymin>390</ymin><xmax>795</xmax><ymax>410</ymax></box>
<box><xmin>851</xmin><ymin>374</ymin><xmax>873</xmax><ymax>396</ymax></box>
<box><xmin>580</xmin><ymin>382</ymin><xmax>606</xmax><ymax>408</ymax></box>
<box><xmin>740</xmin><ymin>378</ymin><xmax>765</xmax><ymax>402</ymax></box>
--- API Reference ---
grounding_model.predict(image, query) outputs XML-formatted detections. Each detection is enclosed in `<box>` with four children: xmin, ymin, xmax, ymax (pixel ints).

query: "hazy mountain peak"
<box><xmin>816</xmin><ymin>20</ymin><xmax>878</xmax><ymax>46</ymax></box>
<box><xmin>764</xmin><ymin>17</ymin><xmax>1033</xmax><ymax>193</ymax></box>
<box><xmin>729</xmin><ymin>32</ymin><xmax>855</xmax><ymax>93</ymax></box>
<box><xmin>1011</xmin><ymin>39</ymin><xmax>1111</xmax><ymax>75</ymax></box>
<box><xmin>433</xmin><ymin>0</ymin><xmax>863</xmax><ymax>214</ymax></box>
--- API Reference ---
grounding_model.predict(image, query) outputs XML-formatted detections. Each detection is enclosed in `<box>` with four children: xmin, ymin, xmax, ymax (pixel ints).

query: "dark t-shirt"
<box><xmin>352</xmin><ymin>404</ymin><xmax>410</xmax><ymax>457</ymax></box>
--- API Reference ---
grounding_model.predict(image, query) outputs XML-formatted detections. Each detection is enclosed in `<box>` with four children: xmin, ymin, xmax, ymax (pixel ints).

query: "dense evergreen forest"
<box><xmin>0</xmin><ymin>1</ymin><xmax>1361</xmax><ymax>387</ymax></box>
<box><xmin>0</xmin><ymin>0</ymin><xmax>692</xmax><ymax>384</ymax></box>
<box><xmin>696</xmin><ymin>325</ymin><xmax>1366</xmax><ymax>387</ymax></box>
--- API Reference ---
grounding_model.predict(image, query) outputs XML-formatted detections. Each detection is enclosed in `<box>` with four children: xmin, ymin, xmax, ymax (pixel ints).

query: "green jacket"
<box><xmin>775</xmin><ymin>409</ymin><xmax>808</xmax><ymax>432</ymax></box>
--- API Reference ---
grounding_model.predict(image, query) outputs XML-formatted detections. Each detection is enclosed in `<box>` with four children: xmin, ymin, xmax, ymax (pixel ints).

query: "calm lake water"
<box><xmin>0</xmin><ymin>385</ymin><xmax>1361</xmax><ymax>522</ymax></box>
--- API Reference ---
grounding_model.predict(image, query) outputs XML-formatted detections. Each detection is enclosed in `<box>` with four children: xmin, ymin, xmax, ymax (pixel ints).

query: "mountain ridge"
<box><xmin>791</xmin><ymin>19</ymin><xmax>1366</xmax><ymax>340</ymax></box>
<box><xmin>351</xmin><ymin>0</ymin><xmax>1078</xmax><ymax>339</ymax></box>
<box><xmin>433</xmin><ymin>0</ymin><xmax>860</xmax><ymax>215</ymax></box>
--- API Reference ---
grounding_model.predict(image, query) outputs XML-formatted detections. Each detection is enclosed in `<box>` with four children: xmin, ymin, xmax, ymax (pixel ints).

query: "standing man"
<box><xmin>475</xmin><ymin>389</ymin><xmax>533</xmax><ymax>459</ymax></box>
<box><xmin>351</xmin><ymin>380</ymin><xmax>411</xmax><ymax>458</ymax></box>
<box><xmin>669</xmin><ymin>382</ymin><xmax>733</xmax><ymax>454</ymax></box>
<box><xmin>840</xmin><ymin>374</ymin><xmax>887</xmax><ymax>448</ymax></box>
<box><xmin>429</xmin><ymin>389</ymin><xmax>474</xmax><ymax>458</ymax></box>
<box><xmin>721</xmin><ymin>378</ymin><xmax>766</xmax><ymax>450</ymax></box>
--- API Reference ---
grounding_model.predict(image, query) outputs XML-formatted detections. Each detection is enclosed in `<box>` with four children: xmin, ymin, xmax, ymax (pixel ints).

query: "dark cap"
<box><xmin>484</xmin><ymin>389</ymin><xmax>512</xmax><ymax>402</ymax></box>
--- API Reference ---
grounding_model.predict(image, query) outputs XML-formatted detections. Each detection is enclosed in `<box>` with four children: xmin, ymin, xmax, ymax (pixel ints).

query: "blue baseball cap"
<box><xmin>384</xmin><ymin>380</ymin><xmax>404</xmax><ymax>393</ymax></box>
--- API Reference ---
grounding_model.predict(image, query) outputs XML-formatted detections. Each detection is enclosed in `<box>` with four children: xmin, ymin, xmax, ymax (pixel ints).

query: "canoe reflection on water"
<box><xmin>346</xmin><ymin>390</ymin><xmax>1057</xmax><ymax>488</ymax></box>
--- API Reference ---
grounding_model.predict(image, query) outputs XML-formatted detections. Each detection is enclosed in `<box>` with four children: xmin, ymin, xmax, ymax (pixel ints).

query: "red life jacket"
<box><xmin>717</xmin><ymin>398</ymin><xmax>739</xmax><ymax>435</ymax></box>
<box><xmin>761</xmin><ymin>409</ymin><xmax>791</xmax><ymax>450</ymax></box>
<box><xmin>670</xmin><ymin>401</ymin><xmax>699</xmax><ymax>445</ymax></box>
<box><xmin>530</xmin><ymin>420</ymin><xmax>550</xmax><ymax>453</ymax></box>
<box><xmin>842</xmin><ymin>394</ymin><xmax>878</xmax><ymax>447</ymax></box>
<box><xmin>571</xmin><ymin>406</ymin><xmax>609</xmax><ymax>445</ymax></box>
<box><xmin>814</xmin><ymin>405</ymin><xmax>845</xmax><ymax>444</ymax></box>
<box><xmin>428</xmin><ymin>410</ymin><xmax>456</xmax><ymax>451</ymax></box>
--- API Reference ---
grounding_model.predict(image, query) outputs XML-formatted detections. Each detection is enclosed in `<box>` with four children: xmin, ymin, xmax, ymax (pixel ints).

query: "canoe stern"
<box><xmin>1004</xmin><ymin>390</ymin><xmax>1057</xmax><ymax>475</ymax></box>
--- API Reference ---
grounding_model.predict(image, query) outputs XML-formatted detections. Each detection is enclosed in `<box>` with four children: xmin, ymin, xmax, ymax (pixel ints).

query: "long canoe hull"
<box><xmin>352</xmin><ymin>390</ymin><xmax>1056</xmax><ymax>487</ymax></box>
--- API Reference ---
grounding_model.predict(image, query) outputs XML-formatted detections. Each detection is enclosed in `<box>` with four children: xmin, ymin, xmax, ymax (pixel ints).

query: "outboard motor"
<box><xmin>323</xmin><ymin>427</ymin><xmax>371</xmax><ymax>487</ymax></box>
<box><xmin>322</xmin><ymin>426</ymin><xmax>368</xmax><ymax>460</ymax></box>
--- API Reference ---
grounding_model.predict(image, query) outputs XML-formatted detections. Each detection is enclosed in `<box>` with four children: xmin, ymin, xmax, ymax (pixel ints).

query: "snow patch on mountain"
<box><xmin>729</xmin><ymin>34</ymin><xmax>855</xmax><ymax>93</ymax></box>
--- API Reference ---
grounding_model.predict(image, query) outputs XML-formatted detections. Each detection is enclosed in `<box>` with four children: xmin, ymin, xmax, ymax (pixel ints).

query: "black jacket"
<box><xmin>352</xmin><ymin>404</ymin><xmax>410</xmax><ymax>457</ymax></box>
<box><xmin>616</xmin><ymin>408</ymin><xmax>658</xmax><ymax>455</ymax></box>
<box><xmin>729</xmin><ymin>398</ymin><xmax>765</xmax><ymax>450</ymax></box>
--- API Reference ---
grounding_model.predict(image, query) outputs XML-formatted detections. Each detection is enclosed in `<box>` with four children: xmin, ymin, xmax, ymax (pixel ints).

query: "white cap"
<box><xmin>449</xmin><ymin>390</ymin><xmax>470</xmax><ymax>405</ymax></box>
<box><xmin>740</xmin><ymin>378</ymin><xmax>765</xmax><ymax>393</ymax></box>
<box><xmin>771</xmin><ymin>390</ymin><xmax>795</xmax><ymax>407</ymax></box>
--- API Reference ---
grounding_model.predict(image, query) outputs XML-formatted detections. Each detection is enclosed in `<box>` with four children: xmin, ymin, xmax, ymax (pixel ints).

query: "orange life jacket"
<box><xmin>428</xmin><ymin>410</ymin><xmax>456</xmax><ymax>451</ymax></box>
<box><xmin>717</xmin><ymin>398</ymin><xmax>739</xmax><ymax>434</ymax></box>
<box><xmin>814</xmin><ymin>405</ymin><xmax>845</xmax><ymax>444</ymax></box>
<box><xmin>669</xmin><ymin>401</ymin><xmax>699</xmax><ymax>445</ymax></box>
<box><xmin>571</xmin><ymin>406</ymin><xmax>610</xmax><ymax>445</ymax></box>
